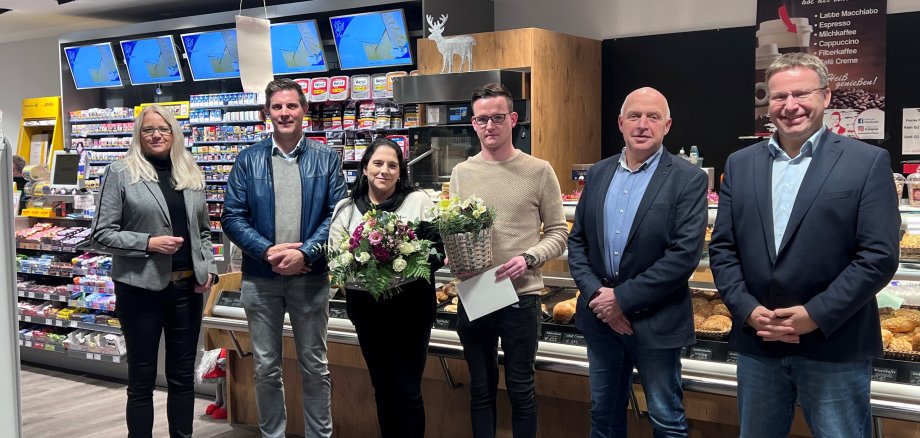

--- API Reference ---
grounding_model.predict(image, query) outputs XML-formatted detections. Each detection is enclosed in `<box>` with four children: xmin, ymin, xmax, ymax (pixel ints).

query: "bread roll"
<box><xmin>693</xmin><ymin>314</ymin><xmax>706</xmax><ymax>330</ymax></box>
<box><xmin>443</xmin><ymin>304</ymin><xmax>458</xmax><ymax>313</ymax></box>
<box><xmin>894</xmin><ymin>308</ymin><xmax>920</xmax><ymax>324</ymax></box>
<box><xmin>912</xmin><ymin>332</ymin><xmax>920</xmax><ymax>351</ymax></box>
<box><xmin>882</xmin><ymin>317</ymin><xmax>918</xmax><ymax>333</ymax></box>
<box><xmin>881</xmin><ymin>328</ymin><xmax>893</xmax><ymax>348</ymax></box>
<box><xmin>889</xmin><ymin>337</ymin><xmax>913</xmax><ymax>351</ymax></box>
<box><xmin>692</xmin><ymin>298</ymin><xmax>713</xmax><ymax>318</ymax></box>
<box><xmin>552</xmin><ymin>299</ymin><xmax>577</xmax><ymax>324</ymax></box>
<box><xmin>436</xmin><ymin>291</ymin><xmax>449</xmax><ymax>303</ymax></box>
<box><xmin>700</xmin><ymin>315</ymin><xmax>732</xmax><ymax>332</ymax></box>
<box><xmin>712</xmin><ymin>303</ymin><xmax>731</xmax><ymax>317</ymax></box>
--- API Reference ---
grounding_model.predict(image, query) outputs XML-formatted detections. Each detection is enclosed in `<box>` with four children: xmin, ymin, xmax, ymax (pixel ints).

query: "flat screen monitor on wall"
<box><xmin>180</xmin><ymin>29</ymin><xmax>240</xmax><ymax>81</ymax></box>
<box><xmin>63</xmin><ymin>42</ymin><xmax>123</xmax><ymax>90</ymax></box>
<box><xmin>271</xmin><ymin>20</ymin><xmax>328</xmax><ymax>75</ymax></box>
<box><xmin>119</xmin><ymin>35</ymin><xmax>184</xmax><ymax>85</ymax></box>
<box><xmin>329</xmin><ymin>9</ymin><xmax>413</xmax><ymax>70</ymax></box>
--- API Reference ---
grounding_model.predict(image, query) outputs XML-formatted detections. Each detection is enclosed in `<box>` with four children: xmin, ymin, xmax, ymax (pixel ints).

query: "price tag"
<box><xmin>542</xmin><ymin>330</ymin><xmax>563</xmax><ymax>343</ymax></box>
<box><xmin>69</xmin><ymin>321</ymin><xmax>78</xmax><ymax>328</ymax></box>
<box><xmin>910</xmin><ymin>371</ymin><xmax>920</xmax><ymax>386</ymax></box>
<box><xmin>689</xmin><ymin>347</ymin><xmax>714</xmax><ymax>361</ymax></box>
<box><xmin>726</xmin><ymin>351</ymin><xmax>739</xmax><ymax>364</ymax></box>
<box><xmin>562</xmin><ymin>332</ymin><xmax>586</xmax><ymax>346</ymax></box>
<box><xmin>28</xmin><ymin>292</ymin><xmax>37</xmax><ymax>299</ymax></box>
<box><xmin>23</xmin><ymin>316</ymin><xmax>31</xmax><ymax>322</ymax></box>
<box><xmin>54</xmin><ymin>320</ymin><xmax>63</xmax><ymax>327</ymax></box>
<box><xmin>433</xmin><ymin>318</ymin><xmax>450</xmax><ymax>330</ymax></box>
<box><xmin>74</xmin><ymin>194</ymin><xmax>95</xmax><ymax>211</ymax></box>
<box><xmin>23</xmin><ymin>341</ymin><xmax>31</xmax><ymax>348</ymax></box>
<box><xmin>113</xmin><ymin>356</ymin><xmax>121</xmax><ymax>363</ymax></box>
<box><xmin>872</xmin><ymin>367</ymin><xmax>898</xmax><ymax>382</ymax></box>
<box><xmin>94</xmin><ymin>354</ymin><xmax>102</xmax><ymax>361</ymax></box>
<box><xmin>86</xmin><ymin>353</ymin><xmax>93</xmax><ymax>360</ymax></box>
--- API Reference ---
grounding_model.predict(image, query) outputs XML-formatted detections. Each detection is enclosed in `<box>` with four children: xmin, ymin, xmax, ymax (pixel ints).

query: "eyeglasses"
<box><xmin>140</xmin><ymin>126</ymin><xmax>172</xmax><ymax>136</ymax></box>
<box><xmin>472</xmin><ymin>113</ymin><xmax>508</xmax><ymax>126</ymax></box>
<box><xmin>769</xmin><ymin>87</ymin><xmax>827</xmax><ymax>104</ymax></box>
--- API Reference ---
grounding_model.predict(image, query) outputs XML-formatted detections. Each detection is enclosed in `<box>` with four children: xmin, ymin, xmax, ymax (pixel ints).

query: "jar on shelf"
<box><xmin>907</xmin><ymin>173</ymin><xmax>920</xmax><ymax>207</ymax></box>
<box><xmin>894</xmin><ymin>173</ymin><xmax>906</xmax><ymax>202</ymax></box>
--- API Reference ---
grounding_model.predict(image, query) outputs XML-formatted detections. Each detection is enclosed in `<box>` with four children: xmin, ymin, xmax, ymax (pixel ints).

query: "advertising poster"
<box><xmin>902</xmin><ymin>108</ymin><xmax>920</xmax><ymax>155</ymax></box>
<box><xmin>754</xmin><ymin>0</ymin><xmax>886</xmax><ymax>139</ymax></box>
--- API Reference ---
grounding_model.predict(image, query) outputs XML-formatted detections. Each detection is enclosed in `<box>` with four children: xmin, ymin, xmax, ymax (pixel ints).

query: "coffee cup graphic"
<box><xmin>756</xmin><ymin>18</ymin><xmax>813</xmax><ymax>53</ymax></box>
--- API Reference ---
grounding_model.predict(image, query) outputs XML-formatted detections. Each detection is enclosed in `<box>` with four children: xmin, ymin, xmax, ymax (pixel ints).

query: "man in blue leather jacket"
<box><xmin>222</xmin><ymin>78</ymin><xmax>346</xmax><ymax>438</ymax></box>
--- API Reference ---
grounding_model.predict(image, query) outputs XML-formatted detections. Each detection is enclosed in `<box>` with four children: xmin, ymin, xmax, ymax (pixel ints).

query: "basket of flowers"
<box><xmin>327</xmin><ymin>209</ymin><xmax>436</xmax><ymax>300</ymax></box>
<box><xmin>429</xmin><ymin>195</ymin><xmax>496</xmax><ymax>274</ymax></box>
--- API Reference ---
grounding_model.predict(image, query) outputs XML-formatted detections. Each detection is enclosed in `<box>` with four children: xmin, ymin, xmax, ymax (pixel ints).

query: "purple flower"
<box><xmin>369</xmin><ymin>230</ymin><xmax>383</xmax><ymax>245</ymax></box>
<box><xmin>407</xmin><ymin>230</ymin><xmax>416</xmax><ymax>240</ymax></box>
<box><xmin>373</xmin><ymin>245</ymin><xmax>391</xmax><ymax>262</ymax></box>
<box><xmin>352</xmin><ymin>225</ymin><xmax>364</xmax><ymax>240</ymax></box>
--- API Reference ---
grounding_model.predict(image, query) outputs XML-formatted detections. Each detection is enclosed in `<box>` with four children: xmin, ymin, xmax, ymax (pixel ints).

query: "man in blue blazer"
<box><xmin>568</xmin><ymin>87</ymin><xmax>708</xmax><ymax>437</ymax></box>
<box><xmin>709</xmin><ymin>53</ymin><xmax>900</xmax><ymax>438</ymax></box>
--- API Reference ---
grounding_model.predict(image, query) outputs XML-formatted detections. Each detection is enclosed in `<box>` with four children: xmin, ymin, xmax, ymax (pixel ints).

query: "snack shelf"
<box><xmin>17</xmin><ymin>314</ymin><xmax>121</xmax><ymax>334</ymax></box>
<box><xmin>65</xmin><ymin>350</ymin><xmax>125</xmax><ymax>363</ymax></box>
<box><xmin>18</xmin><ymin>290</ymin><xmax>70</xmax><ymax>302</ymax></box>
<box><xmin>18</xmin><ymin>340</ymin><xmax>65</xmax><ymax>353</ymax></box>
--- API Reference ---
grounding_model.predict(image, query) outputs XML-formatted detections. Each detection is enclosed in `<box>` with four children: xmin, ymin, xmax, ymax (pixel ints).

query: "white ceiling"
<box><xmin>0</xmin><ymin>0</ymin><xmax>312</xmax><ymax>44</ymax></box>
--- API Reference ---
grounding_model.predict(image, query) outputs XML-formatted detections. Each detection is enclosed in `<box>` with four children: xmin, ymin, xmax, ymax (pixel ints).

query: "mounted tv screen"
<box><xmin>329</xmin><ymin>9</ymin><xmax>413</xmax><ymax>70</ymax></box>
<box><xmin>119</xmin><ymin>35</ymin><xmax>184</xmax><ymax>85</ymax></box>
<box><xmin>180</xmin><ymin>29</ymin><xmax>240</xmax><ymax>81</ymax></box>
<box><xmin>271</xmin><ymin>20</ymin><xmax>328</xmax><ymax>75</ymax></box>
<box><xmin>63</xmin><ymin>42</ymin><xmax>123</xmax><ymax>90</ymax></box>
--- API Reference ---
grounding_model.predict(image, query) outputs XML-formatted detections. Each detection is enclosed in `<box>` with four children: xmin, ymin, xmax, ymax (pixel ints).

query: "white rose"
<box><xmin>392</xmin><ymin>258</ymin><xmax>407</xmax><ymax>272</ymax></box>
<box><xmin>337</xmin><ymin>253</ymin><xmax>353</xmax><ymax>267</ymax></box>
<box><xmin>356</xmin><ymin>252</ymin><xmax>371</xmax><ymax>263</ymax></box>
<box><xmin>398</xmin><ymin>242</ymin><xmax>415</xmax><ymax>255</ymax></box>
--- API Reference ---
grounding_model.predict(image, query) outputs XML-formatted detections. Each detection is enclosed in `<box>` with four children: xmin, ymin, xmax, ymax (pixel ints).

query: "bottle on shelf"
<box><xmin>677</xmin><ymin>148</ymin><xmax>689</xmax><ymax>162</ymax></box>
<box><xmin>689</xmin><ymin>145</ymin><xmax>700</xmax><ymax>166</ymax></box>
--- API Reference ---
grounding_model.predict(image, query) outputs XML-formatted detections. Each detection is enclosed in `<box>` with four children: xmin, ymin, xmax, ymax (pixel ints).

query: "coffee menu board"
<box><xmin>754</xmin><ymin>0</ymin><xmax>886</xmax><ymax>139</ymax></box>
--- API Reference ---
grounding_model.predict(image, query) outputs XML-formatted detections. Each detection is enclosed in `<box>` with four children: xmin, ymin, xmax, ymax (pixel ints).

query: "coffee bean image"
<box><xmin>830</xmin><ymin>88</ymin><xmax>885</xmax><ymax>111</ymax></box>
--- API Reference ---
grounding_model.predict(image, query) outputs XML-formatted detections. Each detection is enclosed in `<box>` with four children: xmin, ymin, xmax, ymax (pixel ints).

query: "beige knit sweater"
<box><xmin>450</xmin><ymin>151</ymin><xmax>569</xmax><ymax>295</ymax></box>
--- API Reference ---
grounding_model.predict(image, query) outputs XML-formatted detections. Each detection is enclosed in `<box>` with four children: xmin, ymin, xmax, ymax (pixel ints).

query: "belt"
<box><xmin>170</xmin><ymin>270</ymin><xmax>194</xmax><ymax>282</ymax></box>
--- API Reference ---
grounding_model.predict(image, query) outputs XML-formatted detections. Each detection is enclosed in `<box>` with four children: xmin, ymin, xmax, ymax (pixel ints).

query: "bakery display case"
<box><xmin>200</xmin><ymin>205</ymin><xmax>920</xmax><ymax>437</ymax></box>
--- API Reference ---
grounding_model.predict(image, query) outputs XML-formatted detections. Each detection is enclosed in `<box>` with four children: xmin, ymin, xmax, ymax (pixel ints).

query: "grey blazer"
<box><xmin>91</xmin><ymin>160</ymin><xmax>217</xmax><ymax>290</ymax></box>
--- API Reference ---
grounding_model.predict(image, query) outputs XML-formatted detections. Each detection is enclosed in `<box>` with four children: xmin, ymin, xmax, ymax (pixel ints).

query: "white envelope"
<box><xmin>456</xmin><ymin>266</ymin><xmax>519</xmax><ymax>321</ymax></box>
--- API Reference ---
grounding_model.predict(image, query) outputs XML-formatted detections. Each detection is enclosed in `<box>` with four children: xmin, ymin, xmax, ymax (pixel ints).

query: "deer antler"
<box><xmin>426</xmin><ymin>14</ymin><xmax>442</xmax><ymax>30</ymax></box>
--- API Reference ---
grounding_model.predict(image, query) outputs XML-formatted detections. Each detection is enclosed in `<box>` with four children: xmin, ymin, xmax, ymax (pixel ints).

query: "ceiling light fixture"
<box><xmin>57</xmin><ymin>0</ymin><xmax>75</xmax><ymax>5</ymax></box>
<box><xmin>0</xmin><ymin>8</ymin><xmax>10</xmax><ymax>15</ymax></box>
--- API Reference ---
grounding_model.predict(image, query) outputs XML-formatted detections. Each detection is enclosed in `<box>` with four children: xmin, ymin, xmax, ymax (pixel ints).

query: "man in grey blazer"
<box><xmin>568</xmin><ymin>87</ymin><xmax>707</xmax><ymax>437</ymax></box>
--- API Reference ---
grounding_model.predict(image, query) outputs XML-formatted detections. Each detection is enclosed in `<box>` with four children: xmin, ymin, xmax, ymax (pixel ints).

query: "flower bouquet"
<box><xmin>327</xmin><ymin>209</ymin><xmax>435</xmax><ymax>300</ymax></box>
<box><xmin>429</xmin><ymin>195</ymin><xmax>496</xmax><ymax>274</ymax></box>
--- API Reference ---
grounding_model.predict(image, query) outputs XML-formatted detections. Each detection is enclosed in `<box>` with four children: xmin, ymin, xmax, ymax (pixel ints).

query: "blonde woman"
<box><xmin>92</xmin><ymin>104</ymin><xmax>217</xmax><ymax>438</ymax></box>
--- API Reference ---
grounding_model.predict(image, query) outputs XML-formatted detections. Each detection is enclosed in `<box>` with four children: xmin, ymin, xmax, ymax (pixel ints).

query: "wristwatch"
<box><xmin>521</xmin><ymin>253</ymin><xmax>537</xmax><ymax>270</ymax></box>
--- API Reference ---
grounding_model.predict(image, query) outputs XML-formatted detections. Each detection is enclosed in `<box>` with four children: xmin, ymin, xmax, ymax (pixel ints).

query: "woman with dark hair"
<box><xmin>91</xmin><ymin>104</ymin><xmax>217</xmax><ymax>438</ymax></box>
<box><xmin>328</xmin><ymin>137</ymin><xmax>443</xmax><ymax>438</ymax></box>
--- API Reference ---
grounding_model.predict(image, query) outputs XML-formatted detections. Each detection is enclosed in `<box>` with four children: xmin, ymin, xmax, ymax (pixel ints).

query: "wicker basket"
<box><xmin>443</xmin><ymin>228</ymin><xmax>493</xmax><ymax>274</ymax></box>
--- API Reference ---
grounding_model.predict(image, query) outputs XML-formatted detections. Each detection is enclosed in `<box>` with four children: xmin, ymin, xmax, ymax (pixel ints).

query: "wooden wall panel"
<box><xmin>416</xmin><ymin>29</ymin><xmax>534</xmax><ymax>74</ymax></box>
<box><xmin>530</xmin><ymin>29</ymin><xmax>602</xmax><ymax>193</ymax></box>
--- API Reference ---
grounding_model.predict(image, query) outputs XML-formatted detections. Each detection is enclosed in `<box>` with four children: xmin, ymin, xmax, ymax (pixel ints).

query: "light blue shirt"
<box><xmin>271</xmin><ymin>136</ymin><xmax>305</xmax><ymax>162</ymax></box>
<box><xmin>768</xmin><ymin>127</ymin><xmax>826</xmax><ymax>254</ymax></box>
<box><xmin>603</xmin><ymin>146</ymin><xmax>663</xmax><ymax>280</ymax></box>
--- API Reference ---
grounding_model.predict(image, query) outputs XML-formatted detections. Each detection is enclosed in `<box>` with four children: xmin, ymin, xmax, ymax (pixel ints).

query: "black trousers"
<box><xmin>346</xmin><ymin>279</ymin><xmax>436</xmax><ymax>438</ymax></box>
<box><xmin>115</xmin><ymin>279</ymin><xmax>203</xmax><ymax>438</ymax></box>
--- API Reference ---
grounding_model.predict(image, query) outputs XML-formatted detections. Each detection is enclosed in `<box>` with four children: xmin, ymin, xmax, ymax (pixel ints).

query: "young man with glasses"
<box><xmin>449</xmin><ymin>83</ymin><xmax>568</xmax><ymax>437</ymax></box>
<box><xmin>709</xmin><ymin>53</ymin><xmax>899</xmax><ymax>437</ymax></box>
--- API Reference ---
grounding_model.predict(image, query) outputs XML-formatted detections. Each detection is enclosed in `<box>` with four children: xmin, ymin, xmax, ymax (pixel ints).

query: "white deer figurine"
<box><xmin>426</xmin><ymin>14</ymin><xmax>476</xmax><ymax>73</ymax></box>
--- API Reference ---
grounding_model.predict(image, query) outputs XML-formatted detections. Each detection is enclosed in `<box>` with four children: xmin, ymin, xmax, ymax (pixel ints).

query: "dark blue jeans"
<box><xmin>115</xmin><ymin>279</ymin><xmax>203</xmax><ymax>438</ymax></box>
<box><xmin>737</xmin><ymin>353</ymin><xmax>873</xmax><ymax>438</ymax></box>
<box><xmin>578</xmin><ymin>305</ymin><xmax>687</xmax><ymax>438</ymax></box>
<box><xmin>457</xmin><ymin>295</ymin><xmax>541</xmax><ymax>438</ymax></box>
